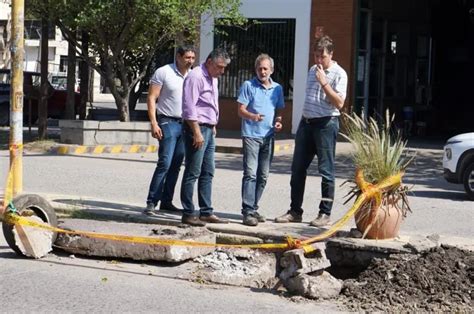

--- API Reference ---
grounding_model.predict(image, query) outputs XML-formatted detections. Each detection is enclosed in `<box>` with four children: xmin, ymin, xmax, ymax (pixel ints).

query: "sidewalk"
<box><xmin>48</xmin><ymin>133</ymin><xmax>296</xmax><ymax>155</ymax></box>
<box><xmin>40</xmin><ymin>193</ymin><xmax>474</xmax><ymax>252</ymax></box>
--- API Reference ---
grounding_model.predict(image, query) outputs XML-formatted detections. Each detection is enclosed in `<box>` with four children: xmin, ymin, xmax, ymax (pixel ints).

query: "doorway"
<box><xmin>356</xmin><ymin>0</ymin><xmax>474</xmax><ymax>136</ymax></box>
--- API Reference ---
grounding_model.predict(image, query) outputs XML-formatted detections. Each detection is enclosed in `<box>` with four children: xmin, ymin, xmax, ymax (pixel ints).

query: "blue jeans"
<box><xmin>290</xmin><ymin>117</ymin><xmax>339</xmax><ymax>215</ymax></box>
<box><xmin>180</xmin><ymin>125</ymin><xmax>215</xmax><ymax>216</ymax></box>
<box><xmin>146</xmin><ymin>116</ymin><xmax>184</xmax><ymax>206</ymax></box>
<box><xmin>241</xmin><ymin>136</ymin><xmax>274</xmax><ymax>216</ymax></box>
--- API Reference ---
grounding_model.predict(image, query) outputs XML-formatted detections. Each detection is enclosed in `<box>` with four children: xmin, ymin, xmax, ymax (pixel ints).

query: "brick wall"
<box><xmin>310</xmin><ymin>0</ymin><xmax>357</xmax><ymax>113</ymax></box>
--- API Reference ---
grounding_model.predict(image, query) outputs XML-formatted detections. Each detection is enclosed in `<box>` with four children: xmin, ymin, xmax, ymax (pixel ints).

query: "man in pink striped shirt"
<box><xmin>180</xmin><ymin>48</ymin><xmax>230</xmax><ymax>226</ymax></box>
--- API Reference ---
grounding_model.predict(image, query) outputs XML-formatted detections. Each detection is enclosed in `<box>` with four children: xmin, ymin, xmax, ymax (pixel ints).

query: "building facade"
<box><xmin>200</xmin><ymin>0</ymin><xmax>474</xmax><ymax>136</ymax></box>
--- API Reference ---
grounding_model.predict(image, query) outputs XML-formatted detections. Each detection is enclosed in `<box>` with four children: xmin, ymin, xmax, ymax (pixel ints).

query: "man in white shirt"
<box><xmin>275</xmin><ymin>35</ymin><xmax>348</xmax><ymax>227</ymax></box>
<box><xmin>144</xmin><ymin>45</ymin><xmax>196</xmax><ymax>215</ymax></box>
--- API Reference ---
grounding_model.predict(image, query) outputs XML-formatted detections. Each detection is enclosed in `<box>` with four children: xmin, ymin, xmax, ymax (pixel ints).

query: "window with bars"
<box><xmin>214</xmin><ymin>18</ymin><xmax>295</xmax><ymax>100</ymax></box>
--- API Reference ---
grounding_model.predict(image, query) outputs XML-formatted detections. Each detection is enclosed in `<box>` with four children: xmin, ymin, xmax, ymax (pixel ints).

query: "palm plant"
<box><xmin>341</xmin><ymin>110</ymin><xmax>414</xmax><ymax>238</ymax></box>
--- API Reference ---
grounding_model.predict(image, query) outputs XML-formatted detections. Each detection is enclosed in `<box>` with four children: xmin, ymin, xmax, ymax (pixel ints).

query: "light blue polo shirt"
<box><xmin>237</xmin><ymin>77</ymin><xmax>285</xmax><ymax>138</ymax></box>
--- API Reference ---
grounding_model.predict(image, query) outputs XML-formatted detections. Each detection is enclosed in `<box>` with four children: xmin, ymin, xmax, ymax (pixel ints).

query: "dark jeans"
<box><xmin>241</xmin><ymin>136</ymin><xmax>274</xmax><ymax>216</ymax></box>
<box><xmin>290</xmin><ymin>116</ymin><xmax>339</xmax><ymax>215</ymax></box>
<box><xmin>180</xmin><ymin>125</ymin><xmax>215</xmax><ymax>216</ymax></box>
<box><xmin>146</xmin><ymin>116</ymin><xmax>184</xmax><ymax>206</ymax></box>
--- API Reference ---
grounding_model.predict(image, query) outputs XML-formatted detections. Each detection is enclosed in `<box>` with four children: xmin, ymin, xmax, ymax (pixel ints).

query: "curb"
<box><xmin>50</xmin><ymin>145</ymin><xmax>158</xmax><ymax>155</ymax></box>
<box><xmin>49</xmin><ymin>143</ymin><xmax>294</xmax><ymax>155</ymax></box>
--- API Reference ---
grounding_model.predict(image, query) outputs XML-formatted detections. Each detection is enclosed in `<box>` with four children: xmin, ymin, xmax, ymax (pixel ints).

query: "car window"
<box><xmin>31</xmin><ymin>74</ymin><xmax>41</xmax><ymax>86</ymax></box>
<box><xmin>0</xmin><ymin>71</ymin><xmax>10</xmax><ymax>84</ymax></box>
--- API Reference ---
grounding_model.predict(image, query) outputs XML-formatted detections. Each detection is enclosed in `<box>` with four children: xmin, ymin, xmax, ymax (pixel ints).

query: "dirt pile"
<box><xmin>340</xmin><ymin>246</ymin><xmax>473</xmax><ymax>312</ymax></box>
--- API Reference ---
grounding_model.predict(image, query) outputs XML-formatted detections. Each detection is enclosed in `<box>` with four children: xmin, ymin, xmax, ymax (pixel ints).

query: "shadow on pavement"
<box><xmin>409</xmin><ymin>190</ymin><xmax>470</xmax><ymax>201</ymax></box>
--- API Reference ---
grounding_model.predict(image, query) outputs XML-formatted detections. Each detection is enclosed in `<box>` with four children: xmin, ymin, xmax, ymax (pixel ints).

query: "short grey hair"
<box><xmin>207</xmin><ymin>48</ymin><xmax>231</xmax><ymax>65</ymax></box>
<box><xmin>254</xmin><ymin>53</ymin><xmax>274</xmax><ymax>70</ymax></box>
<box><xmin>314</xmin><ymin>35</ymin><xmax>334</xmax><ymax>54</ymax></box>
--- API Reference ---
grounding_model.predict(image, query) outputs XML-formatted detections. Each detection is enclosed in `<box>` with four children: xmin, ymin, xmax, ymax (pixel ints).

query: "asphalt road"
<box><xmin>0</xmin><ymin>142</ymin><xmax>472</xmax><ymax>238</ymax></box>
<box><xmin>0</xmin><ymin>236</ymin><xmax>340</xmax><ymax>313</ymax></box>
<box><xmin>1</xmin><ymin>138</ymin><xmax>473</xmax><ymax>312</ymax></box>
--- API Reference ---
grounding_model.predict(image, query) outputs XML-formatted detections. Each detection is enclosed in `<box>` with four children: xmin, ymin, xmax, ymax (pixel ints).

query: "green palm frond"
<box><xmin>341</xmin><ymin>110</ymin><xmax>414</xmax><ymax>185</ymax></box>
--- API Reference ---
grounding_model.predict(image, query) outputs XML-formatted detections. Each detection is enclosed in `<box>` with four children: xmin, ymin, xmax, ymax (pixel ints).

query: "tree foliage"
<box><xmin>27</xmin><ymin>0</ymin><xmax>245</xmax><ymax>121</ymax></box>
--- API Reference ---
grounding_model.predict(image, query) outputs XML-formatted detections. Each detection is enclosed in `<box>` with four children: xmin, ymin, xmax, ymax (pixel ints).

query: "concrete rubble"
<box><xmin>54</xmin><ymin>219</ymin><xmax>216</xmax><ymax>262</ymax></box>
<box><xmin>192</xmin><ymin>248</ymin><xmax>278</xmax><ymax>288</ymax></box>
<box><xmin>279</xmin><ymin>243</ymin><xmax>342</xmax><ymax>299</ymax></box>
<box><xmin>285</xmin><ymin>271</ymin><xmax>344</xmax><ymax>300</ymax></box>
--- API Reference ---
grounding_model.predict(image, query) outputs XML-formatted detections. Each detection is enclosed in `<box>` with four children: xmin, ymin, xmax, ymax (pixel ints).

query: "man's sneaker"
<box><xmin>243</xmin><ymin>215</ymin><xmax>259</xmax><ymax>226</ymax></box>
<box><xmin>310</xmin><ymin>213</ymin><xmax>331</xmax><ymax>227</ymax></box>
<box><xmin>253</xmin><ymin>212</ymin><xmax>266</xmax><ymax>223</ymax></box>
<box><xmin>143</xmin><ymin>203</ymin><xmax>157</xmax><ymax>216</ymax></box>
<box><xmin>275</xmin><ymin>211</ymin><xmax>303</xmax><ymax>223</ymax></box>
<box><xmin>159</xmin><ymin>202</ymin><xmax>182</xmax><ymax>212</ymax></box>
<box><xmin>181</xmin><ymin>214</ymin><xmax>206</xmax><ymax>226</ymax></box>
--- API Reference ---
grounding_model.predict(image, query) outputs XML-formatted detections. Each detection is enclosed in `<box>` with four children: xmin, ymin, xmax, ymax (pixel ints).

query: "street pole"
<box><xmin>10</xmin><ymin>0</ymin><xmax>25</xmax><ymax>196</ymax></box>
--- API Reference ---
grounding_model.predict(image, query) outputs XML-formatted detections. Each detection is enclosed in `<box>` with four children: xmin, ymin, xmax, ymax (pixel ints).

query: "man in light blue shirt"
<box><xmin>237</xmin><ymin>54</ymin><xmax>284</xmax><ymax>226</ymax></box>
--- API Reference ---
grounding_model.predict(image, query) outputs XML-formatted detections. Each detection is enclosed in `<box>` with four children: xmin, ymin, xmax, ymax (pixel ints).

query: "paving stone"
<box><xmin>55</xmin><ymin>219</ymin><xmax>216</xmax><ymax>262</ymax></box>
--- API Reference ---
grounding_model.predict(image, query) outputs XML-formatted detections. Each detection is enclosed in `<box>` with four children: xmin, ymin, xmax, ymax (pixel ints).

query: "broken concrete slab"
<box><xmin>326</xmin><ymin>237</ymin><xmax>412</xmax><ymax>268</ymax></box>
<box><xmin>215</xmin><ymin>233</ymin><xmax>264</xmax><ymax>245</ymax></box>
<box><xmin>192</xmin><ymin>249</ymin><xmax>278</xmax><ymax>288</ymax></box>
<box><xmin>285</xmin><ymin>271</ymin><xmax>343</xmax><ymax>300</ymax></box>
<box><xmin>12</xmin><ymin>216</ymin><xmax>54</xmax><ymax>258</ymax></box>
<box><xmin>404</xmin><ymin>234</ymin><xmax>440</xmax><ymax>253</ymax></box>
<box><xmin>206</xmin><ymin>222</ymin><xmax>336</xmax><ymax>243</ymax></box>
<box><xmin>279</xmin><ymin>243</ymin><xmax>331</xmax><ymax>280</ymax></box>
<box><xmin>54</xmin><ymin>219</ymin><xmax>216</xmax><ymax>262</ymax></box>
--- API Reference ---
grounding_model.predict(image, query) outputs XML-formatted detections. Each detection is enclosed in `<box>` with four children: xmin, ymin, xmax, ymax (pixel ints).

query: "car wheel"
<box><xmin>0</xmin><ymin>104</ymin><xmax>9</xmax><ymax>126</ymax></box>
<box><xmin>462</xmin><ymin>162</ymin><xmax>474</xmax><ymax>201</ymax></box>
<box><xmin>2</xmin><ymin>194</ymin><xmax>58</xmax><ymax>257</ymax></box>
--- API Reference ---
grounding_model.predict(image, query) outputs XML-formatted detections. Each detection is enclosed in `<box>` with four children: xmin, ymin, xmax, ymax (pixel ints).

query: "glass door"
<box><xmin>355</xmin><ymin>7</ymin><xmax>372</xmax><ymax>118</ymax></box>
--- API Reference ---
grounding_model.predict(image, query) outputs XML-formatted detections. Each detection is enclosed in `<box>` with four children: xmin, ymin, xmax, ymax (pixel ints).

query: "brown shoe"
<box><xmin>181</xmin><ymin>214</ymin><xmax>206</xmax><ymax>226</ymax></box>
<box><xmin>309</xmin><ymin>213</ymin><xmax>330</xmax><ymax>227</ymax></box>
<box><xmin>275</xmin><ymin>211</ymin><xmax>303</xmax><ymax>223</ymax></box>
<box><xmin>200</xmin><ymin>214</ymin><xmax>229</xmax><ymax>224</ymax></box>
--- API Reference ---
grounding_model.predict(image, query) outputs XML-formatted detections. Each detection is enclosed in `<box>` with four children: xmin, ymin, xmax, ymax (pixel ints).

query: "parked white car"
<box><xmin>443</xmin><ymin>132</ymin><xmax>474</xmax><ymax>200</ymax></box>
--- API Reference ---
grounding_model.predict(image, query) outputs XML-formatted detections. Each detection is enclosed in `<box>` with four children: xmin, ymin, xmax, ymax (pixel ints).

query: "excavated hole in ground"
<box><xmin>324</xmin><ymin>245</ymin><xmax>472</xmax><ymax>312</ymax></box>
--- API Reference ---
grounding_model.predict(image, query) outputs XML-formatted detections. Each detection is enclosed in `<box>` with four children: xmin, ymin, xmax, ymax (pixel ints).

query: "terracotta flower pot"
<box><xmin>354</xmin><ymin>202</ymin><xmax>404</xmax><ymax>239</ymax></box>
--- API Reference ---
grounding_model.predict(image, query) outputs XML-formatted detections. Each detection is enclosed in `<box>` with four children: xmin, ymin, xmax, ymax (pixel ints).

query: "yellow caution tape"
<box><xmin>2</xmin><ymin>144</ymin><xmax>22</xmax><ymax>213</ymax></box>
<box><xmin>1</xmin><ymin>145</ymin><xmax>403</xmax><ymax>253</ymax></box>
<box><xmin>2</xmin><ymin>212</ymin><xmax>291</xmax><ymax>250</ymax></box>
<box><xmin>301</xmin><ymin>169</ymin><xmax>402</xmax><ymax>245</ymax></box>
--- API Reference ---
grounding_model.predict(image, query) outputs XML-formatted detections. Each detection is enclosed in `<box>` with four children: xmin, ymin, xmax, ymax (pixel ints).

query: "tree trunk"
<box><xmin>78</xmin><ymin>31</ymin><xmax>89</xmax><ymax>120</ymax></box>
<box><xmin>64</xmin><ymin>32</ymin><xmax>76</xmax><ymax>120</ymax></box>
<box><xmin>103</xmin><ymin>69</ymin><xmax>130</xmax><ymax>122</ymax></box>
<box><xmin>38</xmin><ymin>18</ymin><xmax>49</xmax><ymax>140</ymax></box>
<box><xmin>117</xmin><ymin>95</ymin><xmax>130</xmax><ymax>122</ymax></box>
<box><xmin>128</xmin><ymin>80</ymin><xmax>146</xmax><ymax>111</ymax></box>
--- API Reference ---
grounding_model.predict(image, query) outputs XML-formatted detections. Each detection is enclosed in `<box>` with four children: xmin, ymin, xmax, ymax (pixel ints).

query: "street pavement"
<box><xmin>0</xmin><ymin>235</ymin><xmax>340</xmax><ymax>313</ymax></box>
<box><xmin>1</xmin><ymin>137</ymin><xmax>472</xmax><ymax>239</ymax></box>
<box><xmin>1</xmin><ymin>130</ymin><xmax>473</xmax><ymax>312</ymax></box>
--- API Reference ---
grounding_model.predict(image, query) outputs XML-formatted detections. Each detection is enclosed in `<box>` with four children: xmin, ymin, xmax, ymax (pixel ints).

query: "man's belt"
<box><xmin>302</xmin><ymin>116</ymin><xmax>338</xmax><ymax>124</ymax></box>
<box><xmin>199</xmin><ymin>123</ymin><xmax>215</xmax><ymax>128</ymax></box>
<box><xmin>158</xmin><ymin>114</ymin><xmax>182</xmax><ymax>122</ymax></box>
